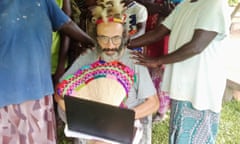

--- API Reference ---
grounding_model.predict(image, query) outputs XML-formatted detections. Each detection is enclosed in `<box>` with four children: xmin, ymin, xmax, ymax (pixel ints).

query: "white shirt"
<box><xmin>124</xmin><ymin>1</ymin><xmax>148</xmax><ymax>36</ymax></box>
<box><xmin>161</xmin><ymin>0</ymin><xmax>230</xmax><ymax>113</ymax></box>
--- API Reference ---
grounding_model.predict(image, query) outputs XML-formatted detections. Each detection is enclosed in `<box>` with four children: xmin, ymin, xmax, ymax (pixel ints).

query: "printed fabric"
<box><xmin>169</xmin><ymin>100</ymin><xmax>219</xmax><ymax>144</ymax></box>
<box><xmin>0</xmin><ymin>95</ymin><xmax>56</xmax><ymax>144</ymax></box>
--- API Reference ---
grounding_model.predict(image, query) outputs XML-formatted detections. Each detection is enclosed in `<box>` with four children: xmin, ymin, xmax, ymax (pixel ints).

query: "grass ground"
<box><xmin>58</xmin><ymin>99</ymin><xmax>240</xmax><ymax>144</ymax></box>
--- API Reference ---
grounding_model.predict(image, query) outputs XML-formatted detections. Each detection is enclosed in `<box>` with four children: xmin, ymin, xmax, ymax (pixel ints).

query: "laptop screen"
<box><xmin>64</xmin><ymin>96</ymin><xmax>135</xmax><ymax>144</ymax></box>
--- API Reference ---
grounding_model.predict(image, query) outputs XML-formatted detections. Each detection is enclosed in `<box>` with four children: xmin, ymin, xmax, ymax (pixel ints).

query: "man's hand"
<box><xmin>53</xmin><ymin>92</ymin><xmax>66</xmax><ymax>111</ymax></box>
<box><xmin>130</xmin><ymin>51</ymin><xmax>162</xmax><ymax>68</ymax></box>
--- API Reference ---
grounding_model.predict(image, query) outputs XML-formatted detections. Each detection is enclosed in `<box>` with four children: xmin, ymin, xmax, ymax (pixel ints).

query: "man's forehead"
<box><xmin>96</xmin><ymin>22</ymin><xmax>124</xmax><ymax>35</ymax></box>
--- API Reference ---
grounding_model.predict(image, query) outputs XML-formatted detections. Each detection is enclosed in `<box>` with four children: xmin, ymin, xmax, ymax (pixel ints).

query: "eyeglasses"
<box><xmin>97</xmin><ymin>35</ymin><xmax>122</xmax><ymax>45</ymax></box>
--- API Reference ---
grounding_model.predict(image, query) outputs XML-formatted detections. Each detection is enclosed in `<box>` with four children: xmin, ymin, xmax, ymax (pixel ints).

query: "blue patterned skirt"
<box><xmin>169</xmin><ymin>100</ymin><xmax>219</xmax><ymax>144</ymax></box>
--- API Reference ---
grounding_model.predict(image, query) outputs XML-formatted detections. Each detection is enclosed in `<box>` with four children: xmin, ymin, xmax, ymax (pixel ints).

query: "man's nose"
<box><xmin>106</xmin><ymin>39</ymin><xmax>115</xmax><ymax>48</ymax></box>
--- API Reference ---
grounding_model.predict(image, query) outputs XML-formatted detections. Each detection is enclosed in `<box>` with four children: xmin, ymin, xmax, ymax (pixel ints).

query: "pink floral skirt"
<box><xmin>0</xmin><ymin>95</ymin><xmax>56</xmax><ymax>144</ymax></box>
<box><xmin>149</xmin><ymin>67</ymin><xmax>170</xmax><ymax>116</ymax></box>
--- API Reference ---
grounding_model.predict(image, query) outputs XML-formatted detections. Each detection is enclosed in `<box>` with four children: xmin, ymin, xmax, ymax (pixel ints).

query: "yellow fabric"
<box><xmin>55</xmin><ymin>0</ymin><xmax>63</xmax><ymax>8</ymax></box>
<box><xmin>51</xmin><ymin>0</ymin><xmax>63</xmax><ymax>74</ymax></box>
<box><xmin>51</xmin><ymin>32</ymin><xmax>61</xmax><ymax>74</ymax></box>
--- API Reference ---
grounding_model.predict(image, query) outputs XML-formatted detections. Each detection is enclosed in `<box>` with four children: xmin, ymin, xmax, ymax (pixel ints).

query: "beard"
<box><xmin>100</xmin><ymin>50</ymin><xmax>120</xmax><ymax>62</ymax></box>
<box><xmin>96</xmin><ymin>42</ymin><xmax>125</xmax><ymax>62</ymax></box>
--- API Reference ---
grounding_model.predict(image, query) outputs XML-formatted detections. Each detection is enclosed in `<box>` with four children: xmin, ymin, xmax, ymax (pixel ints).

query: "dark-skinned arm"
<box><xmin>59</xmin><ymin>21</ymin><xmax>95</xmax><ymax>47</ymax></box>
<box><xmin>53</xmin><ymin>0</ymin><xmax>72</xmax><ymax>86</ymax></box>
<box><xmin>53</xmin><ymin>32</ymin><xmax>71</xmax><ymax>85</ymax></box>
<box><xmin>156</xmin><ymin>29</ymin><xmax>217</xmax><ymax>64</ymax></box>
<box><xmin>128</xmin><ymin>24</ymin><xmax>170</xmax><ymax>49</ymax></box>
<box><xmin>132</xmin><ymin>29</ymin><xmax>217</xmax><ymax>68</ymax></box>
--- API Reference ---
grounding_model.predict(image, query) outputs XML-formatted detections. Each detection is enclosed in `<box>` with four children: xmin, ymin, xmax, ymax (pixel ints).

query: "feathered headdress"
<box><xmin>91</xmin><ymin>0</ymin><xmax>126</xmax><ymax>24</ymax></box>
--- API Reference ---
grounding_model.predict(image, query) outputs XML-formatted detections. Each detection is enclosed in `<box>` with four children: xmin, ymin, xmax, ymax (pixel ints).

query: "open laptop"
<box><xmin>64</xmin><ymin>95</ymin><xmax>136</xmax><ymax>144</ymax></box>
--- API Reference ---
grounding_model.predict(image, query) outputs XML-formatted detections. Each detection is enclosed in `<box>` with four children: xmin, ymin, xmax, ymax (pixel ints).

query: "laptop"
<box><xmin>64</xmin><ymin>95</ymin><xmax>136</xmax><ymax>144</ymax></box>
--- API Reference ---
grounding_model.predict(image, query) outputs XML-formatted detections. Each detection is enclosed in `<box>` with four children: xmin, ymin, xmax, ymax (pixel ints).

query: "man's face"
<box><xmin>96</xmin><ymin>22</ymin><xmax>124</xmax><ymax>62</ymax></box>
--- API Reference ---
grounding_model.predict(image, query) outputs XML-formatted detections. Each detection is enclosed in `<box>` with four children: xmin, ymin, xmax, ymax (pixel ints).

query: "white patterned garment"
<box><xmin>124</xmin><ymin>1</ymin><xmax>148</xmax><ymax>36</ymax></box>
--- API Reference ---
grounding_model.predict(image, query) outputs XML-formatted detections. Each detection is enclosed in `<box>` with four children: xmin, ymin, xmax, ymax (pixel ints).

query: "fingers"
<box><xmin>130</xmin><ymin>52</ymin><xmax>162</xmax><ymax>68</ymax></box>
<box><xmin>130</xmin><ymin>53</ymin><xmax>146</xmax><ymax>63</ymax></box>
<box><xmin>130</xmin><ymin>51</ymin><xmax>145</xmax><ymax>58</ymax></box>
<box><xmin>135</xmin><ymin>61</ymin><xmax>158</xmax><ymax>69</ymax></box>
<box><xmin>134</xmin><ymin>60</ymin><xmax>150</xmax><ymax>66</ymax></box>
<box><xmin>130</xmin><ymin>51</ymin><xmax>155</xmax><ymax>68</ymax></box>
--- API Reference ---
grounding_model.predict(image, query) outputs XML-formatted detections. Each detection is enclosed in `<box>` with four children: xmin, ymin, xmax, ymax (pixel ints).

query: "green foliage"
<box><xmin>152</xmin><ymin>115</ymin><xmax>170</xmax><ymax>144</ymax></box>
<box><xmin>216</xmin><ymin>100</ymin><xmax>240</xmax><ymax>144</ymax></box>
<box><xmin>229</xmin><ymin>0</ymin><xmax>239</xmax><ymax>6</ymax></box>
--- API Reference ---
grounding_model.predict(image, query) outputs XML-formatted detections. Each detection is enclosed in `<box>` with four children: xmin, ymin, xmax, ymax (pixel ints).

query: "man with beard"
<box><xmin>55</xmin><ymin>1</ymin><xmax>159</xmax><ymax>144</ymax></box>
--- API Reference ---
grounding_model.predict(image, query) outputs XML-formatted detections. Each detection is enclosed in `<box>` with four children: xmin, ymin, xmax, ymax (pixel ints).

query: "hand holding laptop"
<box><xmin>64</xmin><ymin>96</ymin><xmax>142</xmax><ymax>144</ymax></box>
